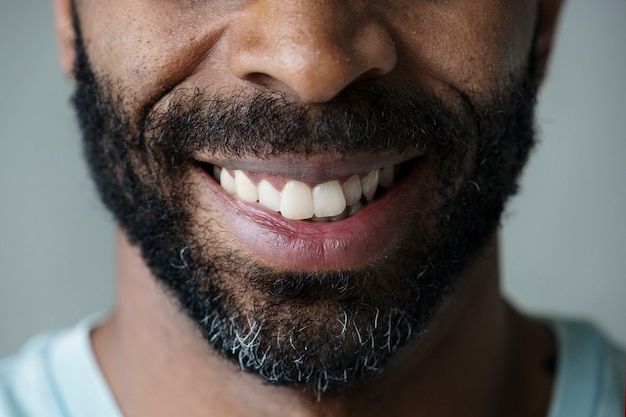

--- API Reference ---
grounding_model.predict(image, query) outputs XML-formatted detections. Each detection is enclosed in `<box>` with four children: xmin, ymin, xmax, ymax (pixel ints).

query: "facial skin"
<box><xmin>54</xmin><ymin>0</ymin><xmax>564</xmax><ymax>414</ymax></box>
<box><xmin>74</xmin><ymin>28</ymin><xmax>536</xmax><ymax>392</ymax></box>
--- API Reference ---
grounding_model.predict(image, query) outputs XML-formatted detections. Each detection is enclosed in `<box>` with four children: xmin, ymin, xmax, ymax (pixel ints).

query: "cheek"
<box><xmin>387</xmin><ymin>1</ymin><xmax>537</xmax><ymax>95</ymax></box>
<box><xmin>78</xmin><ymin>1</ymin><xmax>233</xmax><ymax>116</ymax></box>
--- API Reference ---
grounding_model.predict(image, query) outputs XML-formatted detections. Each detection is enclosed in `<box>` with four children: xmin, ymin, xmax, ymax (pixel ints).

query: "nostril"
<box><xmin>228</xmin><ymin>5</ymin><xmax>397</xmax><ymax>104</ymax></box>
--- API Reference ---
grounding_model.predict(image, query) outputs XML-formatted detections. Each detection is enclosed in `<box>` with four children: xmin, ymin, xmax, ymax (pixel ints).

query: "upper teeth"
<box><xmin>213</xmin><ymin>166</ymin><xmax>395</xmax><ymax>221</ymax></box>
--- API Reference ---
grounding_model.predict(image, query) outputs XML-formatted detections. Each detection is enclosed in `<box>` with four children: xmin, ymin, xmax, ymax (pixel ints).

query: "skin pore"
<box><xmin>54</xmin><ymin>0</ymin><xmax>563</xmax><ymax>416</ymax></box>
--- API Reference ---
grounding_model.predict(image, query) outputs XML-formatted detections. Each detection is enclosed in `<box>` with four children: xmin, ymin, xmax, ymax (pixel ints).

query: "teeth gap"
<box><xmin>204</xmin><ymin>161</ymin><xmax>408</xmax><ymax>223</ymax></box>
<box><xmin>371</xmin><ymin>185</ymin><xmax>388</xmax><ymax>202</ymax></box>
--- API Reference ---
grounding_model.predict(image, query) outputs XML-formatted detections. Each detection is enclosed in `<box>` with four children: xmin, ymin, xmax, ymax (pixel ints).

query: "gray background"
<box><xmin>1</xmin><ymin>0</ymin><xmax>624</xmax><ymax>357</ymax></box>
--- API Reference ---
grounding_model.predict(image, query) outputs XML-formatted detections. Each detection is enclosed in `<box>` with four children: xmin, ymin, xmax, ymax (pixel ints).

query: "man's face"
<box><xmin>69</xmin><ymin>0</ymin><xmax>540</xmax><ymax>393</ymax></box>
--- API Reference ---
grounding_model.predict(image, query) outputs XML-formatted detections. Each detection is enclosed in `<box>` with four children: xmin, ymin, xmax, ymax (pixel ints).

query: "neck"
<box><xmin>91</xmin><ymin>230</ymin><xmax>554</xmax><ymax>417</ymax></box>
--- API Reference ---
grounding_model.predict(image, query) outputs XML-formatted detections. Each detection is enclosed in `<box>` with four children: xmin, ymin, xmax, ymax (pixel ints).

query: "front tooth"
<box><xmin>235</xmin><ymin>170</ymin><xmax>258</xmax><ymax>203</ymax></box>
<box><xmin>342</xmin><ymin>175</ymin><xmax>362</xmax><ymax>206</ymax></box>
<box><xmin>313</xmin><ymin>180</ymin><xmax>347</xmax><ymax>218</ymax></box>
<box><xmin>360</xmin><ymin>170</ymin><xmax>380</xmax><ymax>201</ymax></box>
<box><xmin>280</xmin><ymin>180</ymin><xmax>314</xmax><ymax>220</ymax></box>
<box><xmin>379</xmin><ymin>165</ymin><xmax>394</xmax><ymax>188</ymax></box>
<box><xmin>258</xmin><ymin>180</ymin><xmax>281</xmax><ymax>212</ymax></box>
<box><xmin>220</xmin><ymin>169</ymin><xmax>237</xmax><ymax>195</ymax></box>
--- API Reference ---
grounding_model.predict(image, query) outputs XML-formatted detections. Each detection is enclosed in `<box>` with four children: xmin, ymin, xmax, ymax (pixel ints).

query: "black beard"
<box><xmin>71</xmin><ymin>7</ymin><xmax>538</xmax><ymax>395</ymax></box>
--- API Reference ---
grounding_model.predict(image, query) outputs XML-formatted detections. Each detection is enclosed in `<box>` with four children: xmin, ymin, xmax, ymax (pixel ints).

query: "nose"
<box><xmin>228</xmin><ymin>0</ymin><xmax>397</xmax><ymax>104</ymax></box>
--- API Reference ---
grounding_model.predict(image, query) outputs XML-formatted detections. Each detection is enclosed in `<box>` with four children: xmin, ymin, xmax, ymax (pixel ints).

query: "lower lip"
<box><xmin>192</xmin><ymin>160</ymin><xmax>427</xmax><ymax>271</ymax></box>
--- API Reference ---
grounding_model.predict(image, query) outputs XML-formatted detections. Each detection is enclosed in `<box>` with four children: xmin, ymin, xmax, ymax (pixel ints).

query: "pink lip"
<box><xmin>191</xmin><ymin>158</ymin><xmax>427</xmax><ymax>271</ymax></box>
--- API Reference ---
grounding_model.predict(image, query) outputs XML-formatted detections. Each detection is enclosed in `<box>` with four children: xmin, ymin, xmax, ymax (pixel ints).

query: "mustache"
<box><xmin>144</xmin><ymin>86</ymin><xmax>477</xmax><ymax>163</ymax></box>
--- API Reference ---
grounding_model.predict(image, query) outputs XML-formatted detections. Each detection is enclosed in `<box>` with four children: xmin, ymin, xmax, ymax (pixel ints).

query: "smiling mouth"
<box><xmin>190</xmin><ymin>154</ymin><xmax>427</xmax><ymax>270</ymax></box>
<box><xmin>199</xmin><ymin>159</ymin><xmax>415</xmax><ymax>222</ymax></box>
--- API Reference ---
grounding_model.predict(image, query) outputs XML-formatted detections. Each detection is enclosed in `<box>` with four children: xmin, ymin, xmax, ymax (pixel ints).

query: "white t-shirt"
<box><xmin>0</xmin><ymin>316</ymin><xmax>624</xmax><ymax>416</ymax></box>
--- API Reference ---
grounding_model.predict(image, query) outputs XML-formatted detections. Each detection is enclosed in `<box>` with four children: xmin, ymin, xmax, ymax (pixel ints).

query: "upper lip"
<box><xmin>194</xmin><ymin>149</ymin><xmax>425</xmax><ymax>183</ymax></box>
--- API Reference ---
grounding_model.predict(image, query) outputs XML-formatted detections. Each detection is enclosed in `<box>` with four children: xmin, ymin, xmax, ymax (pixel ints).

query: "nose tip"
<box><xmin>228</xmin><ymin>3</ymin><xmax>397</xmax><ymax>104</ymax></box>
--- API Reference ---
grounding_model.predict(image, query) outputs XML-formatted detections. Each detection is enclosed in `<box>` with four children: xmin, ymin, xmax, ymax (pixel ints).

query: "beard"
<box><xmin>71</xmin><ymin>11</ymin><xmax>538</xmax><ymax>394</ymax></box>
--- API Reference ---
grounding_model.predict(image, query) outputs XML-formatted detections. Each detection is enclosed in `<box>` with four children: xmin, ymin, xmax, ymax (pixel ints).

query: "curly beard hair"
<box><xmin>70</xmin><ymin>2</ymin><xmax>539</xmax><ymax>395</ymax></box>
